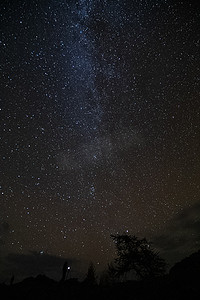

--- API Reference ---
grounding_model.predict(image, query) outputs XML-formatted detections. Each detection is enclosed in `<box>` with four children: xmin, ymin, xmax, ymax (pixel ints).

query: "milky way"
<box><xmin>0</xmin><ymin>0</ymin><xmax>200</xmax><ymax>280</ymax></box>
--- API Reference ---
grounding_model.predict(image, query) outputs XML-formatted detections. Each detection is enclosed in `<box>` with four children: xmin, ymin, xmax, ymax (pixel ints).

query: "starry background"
<box><xmin>0</xmin><ymin>0</ymin><xmax>200</xmax><ymax>281</ymax></box>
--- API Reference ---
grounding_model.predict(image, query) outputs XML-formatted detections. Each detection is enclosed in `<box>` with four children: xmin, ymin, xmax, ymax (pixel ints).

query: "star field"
<box><xmin>0</xmin><ymin>0</ymin><xmax>200</xmax><ymax>280</ymax></box>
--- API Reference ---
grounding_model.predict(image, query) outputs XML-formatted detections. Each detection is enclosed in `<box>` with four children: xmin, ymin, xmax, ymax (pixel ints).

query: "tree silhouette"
<box><xmin>109</xmin><ymin>234</ymin><xmax>166</xmax><ymax>280</ymax></box>
<box><xmin>84</xmin><ymin>262</ymin><xmax>97</xmax><ymax>286</ymax></box>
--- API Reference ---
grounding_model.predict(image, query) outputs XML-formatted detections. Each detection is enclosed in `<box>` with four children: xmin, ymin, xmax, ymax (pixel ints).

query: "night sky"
<box><xmin>0</xmin><ymin>0</ymin><xmax>200</xmax><ymax>281</ymax></box>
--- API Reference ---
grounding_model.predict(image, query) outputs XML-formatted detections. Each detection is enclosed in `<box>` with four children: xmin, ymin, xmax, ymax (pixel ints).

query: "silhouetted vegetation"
<box><xmin>83</xmin><ymin>262</ymin><xmax>97</xmax><ymax>286</ymax></box>
<box><xmin>109</xmin><ymin>234</ymin><xmax>166</xmax><ymax>279</ymax></box>
<box><xmin>0</xmin><ymin>235</ymin><xmax>200</xmax><ymax>300</ymax></box>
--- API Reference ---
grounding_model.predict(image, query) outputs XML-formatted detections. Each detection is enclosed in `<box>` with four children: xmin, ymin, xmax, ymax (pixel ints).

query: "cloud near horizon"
<box><xmin>153</xmin><ymin>202</ymin><xmax>200</xmax><ymax>265</ymax></box>
<box><xmin>0</xmin><ymin>251</ymin><xmax>80</xmax><ymax>283</ymax></box>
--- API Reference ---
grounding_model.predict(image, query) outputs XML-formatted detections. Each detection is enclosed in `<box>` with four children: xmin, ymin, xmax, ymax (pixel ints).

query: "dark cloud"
<box><xmin>153</xmin><ymin>202</ymin><xmax>200</xmax><ymax>265</ymax></box>
<box><xmin>0</xmin><ymin>251</ymin><xmax>80</xmax><ymax>283</ymax></box>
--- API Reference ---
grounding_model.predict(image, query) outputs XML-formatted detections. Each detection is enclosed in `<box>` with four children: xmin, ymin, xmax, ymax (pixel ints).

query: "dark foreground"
<box><xmin>1</xmin><ymin>274</ymin><xmax>200</xmax><ymax>300</ymax></box>
<box><xmin>1</xmin><ymin>250</ymin><xmax>200</xmax><ymax>299</ymax></box>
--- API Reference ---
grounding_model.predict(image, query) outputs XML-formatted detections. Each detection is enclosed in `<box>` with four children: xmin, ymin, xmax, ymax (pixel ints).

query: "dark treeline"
<box><xmin>1</xmin><ymin>234</ymin><xmax>200</xmax><ymax>300</ymax></box>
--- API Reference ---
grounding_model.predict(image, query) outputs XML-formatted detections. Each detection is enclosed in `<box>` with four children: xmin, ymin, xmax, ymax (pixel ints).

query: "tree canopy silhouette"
<box><xmin>109</xmin><ymin>234</ymin><xmax>166</xmax><ymax>280</ymax></box>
